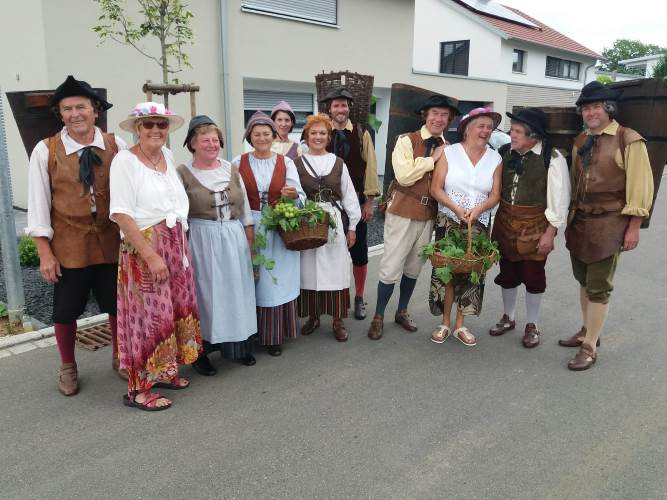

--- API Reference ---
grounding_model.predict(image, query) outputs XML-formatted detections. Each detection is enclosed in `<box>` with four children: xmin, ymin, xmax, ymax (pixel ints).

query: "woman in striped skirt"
<box><xmin>295</xmin><ymin>114</ymin><xmax>361</xmax><ymax>341</ymax></box>
<box><xmin>231</xmin><ymin>112</ymin><xmax>306</xmax><ymax>356</ymax></box>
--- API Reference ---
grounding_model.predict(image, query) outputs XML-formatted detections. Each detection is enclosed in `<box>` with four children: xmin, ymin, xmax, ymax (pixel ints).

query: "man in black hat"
<box><xmin>488</xmin><ymin>108</ymin><xmax>570</xmax><ymax>348</ymax></box>
<box><xmin>319</xmin><ymin>87</ymin><xmax>379</xmax><ymax>321</ymax></box>
<box><xmin>560</xmin><ymin>81</ymin><xmax>653</xmax><ymax>370</ymax></box>
<box><xmin>367</xmin><ymin>94</ymin><xmax>458</xmax><ymax>340</ymax></box>
<box><xmin>26</xmin><ymin>75</ymin><xmax>127</xmax><ymax>395</ymax></box>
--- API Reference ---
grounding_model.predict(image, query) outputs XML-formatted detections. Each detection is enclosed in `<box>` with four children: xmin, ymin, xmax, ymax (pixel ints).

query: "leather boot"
<box><xmin>58</xmin><ymin>363</ymin><xmax>79</xmax><ymax>396</ymax></box>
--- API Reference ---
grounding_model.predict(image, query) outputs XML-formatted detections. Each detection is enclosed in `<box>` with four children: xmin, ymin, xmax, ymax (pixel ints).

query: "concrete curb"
<box><xmin>0</xmin><ymin>313</ymin><xmax>110</xmax><ymax>350</ymax></box>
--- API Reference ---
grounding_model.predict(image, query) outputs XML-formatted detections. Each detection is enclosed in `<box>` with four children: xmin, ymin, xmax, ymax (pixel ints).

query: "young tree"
<box><xmin>93</xmin><ymin>0</ymin><xmax>194</xmax><ymax>108</ymax></box>
<box><xmin>652</xmin><ymin>54</ymin><xmax>667</xmax><ymax>78</ymax></box>
<box><xmin>599</xmin><ymin>39</ymin><xmax>665</xmax><ymax>74</ymax></box>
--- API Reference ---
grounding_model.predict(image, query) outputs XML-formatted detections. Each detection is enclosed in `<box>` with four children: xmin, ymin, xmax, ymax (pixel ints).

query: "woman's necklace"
<box><xmin>139</xmin><ymin>144</ymin><xmax>163</xmax><ymax>170</ymax></box>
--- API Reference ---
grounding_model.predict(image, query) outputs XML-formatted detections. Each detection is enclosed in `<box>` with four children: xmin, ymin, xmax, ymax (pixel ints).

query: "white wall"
<box><xmin>413</xmin><ymin>0</ymin><xmax>503</xmax><ymax>78</ymax></box>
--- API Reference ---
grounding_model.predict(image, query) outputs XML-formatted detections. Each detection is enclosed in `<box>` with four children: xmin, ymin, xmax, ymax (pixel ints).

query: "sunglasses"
<box><xmin>140</xmin><ymin>120</ymin><xmax>169</xmax><ymax>130</ymax></box>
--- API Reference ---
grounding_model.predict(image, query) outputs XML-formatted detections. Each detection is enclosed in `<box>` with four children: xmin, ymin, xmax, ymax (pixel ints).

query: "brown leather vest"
<box><xmin>293</xmin><ymin>156</ymin><xmax>343</xmax><ymax>203</ymax></box>
<box><xmin>386</xmin><ymin>131</ymin><xmax>438</xmax><ymax>221</ymax></box>
<box><xmin>565</xmin><ymin>126</ymin><xmax>644</xmax><ymax>263</ymax></box>
<box><xmin>238</xmin><ymin>153</ymin><xmax>286</xmax><ymax>210</ymax></box>
<box><xmin>177</xmin><ymin>164</ymin><xmax>245</xmax><ymax>221</ymax></box>
<box><xmin>327</xmin><ymin>123</ymin><xmax>366</xmax><ymax>193</ymax></box>
<box><xmin>47</xmin><ymin>132</ymin><xmax>120</xmax><ymax>268</ymax></box>
<box><xmin>492</xmin><ymin>201</ymin><xmax>548</xmax><ymax>262</ymax></box>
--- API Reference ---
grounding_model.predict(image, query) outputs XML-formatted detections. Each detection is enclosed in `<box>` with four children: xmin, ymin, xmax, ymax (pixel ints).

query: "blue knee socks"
<box><xmin>397</xmin><ymin>275</ymin><xmax>417</xmax><ymax>311</ymax></box>
<box><xmin>375</xmin><ymin>281</ymin><xmax>395</xmax><ymax>317</ymax></box>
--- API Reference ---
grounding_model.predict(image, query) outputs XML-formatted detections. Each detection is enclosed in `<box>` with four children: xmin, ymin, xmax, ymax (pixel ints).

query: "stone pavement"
<box><xmin>1</xmin><ymin>192</ymin><xmax>666</xmax><ymax>499</ymax></box>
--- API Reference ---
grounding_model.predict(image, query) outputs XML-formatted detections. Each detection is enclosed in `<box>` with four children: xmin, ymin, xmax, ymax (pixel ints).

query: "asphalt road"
<box><xmin>1</xmin><ymin>190</ymin><xmax>666</xmax><ymax>500</ymax></box>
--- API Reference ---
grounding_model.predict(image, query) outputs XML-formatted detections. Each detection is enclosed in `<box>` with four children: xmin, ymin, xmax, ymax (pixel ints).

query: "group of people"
<box><xmin>26</xmin><ymin>75</ymin><xmax>654</xmax><ymax>411</ymax></box>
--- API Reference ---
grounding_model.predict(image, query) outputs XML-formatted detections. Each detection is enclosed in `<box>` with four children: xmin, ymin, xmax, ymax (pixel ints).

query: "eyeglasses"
<box><xmin>140</xmin><ymin>120</ymin><xmax>169</xmax><ymax>130</ymax></box>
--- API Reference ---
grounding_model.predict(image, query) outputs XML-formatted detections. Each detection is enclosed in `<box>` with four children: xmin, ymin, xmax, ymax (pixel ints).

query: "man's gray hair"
<box><xmin>576</xmin><ymin>101</ymin><xmax>617</xmax><ymax>118</ymax></box>
<box><xmin>511</xmin><ymin>120</ymin><xmax>542</xmax><ymax>140</ymax></box>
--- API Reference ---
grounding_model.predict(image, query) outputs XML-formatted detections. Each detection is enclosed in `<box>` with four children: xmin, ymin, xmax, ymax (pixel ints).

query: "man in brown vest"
<box><xmin>489</xmin><ymin>108</ymin><xmax>570</xmax><ymax>348</ymax></box>
<box><xmin>321</xmin><ymin>87</ymin><xmax>380</xmax><ymax>320</ymax></box>
<box><xmin>367</xmin><ymin>94</ymin><xmax>459</xmax><ymax>340</ymax></box>
<box><xmin>26</xmin><ymin>75</ymin><xmax>127</xmax><ymax>395</ymax></box>
<box><xmin>561</xmin><ymin>81</ymin><xmax>653</xmax><ymax>370</ymax></box>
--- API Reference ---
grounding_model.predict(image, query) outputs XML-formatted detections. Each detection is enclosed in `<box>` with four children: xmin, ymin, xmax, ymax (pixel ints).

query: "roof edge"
<box><xmin>439</xmin><ymin>0</ymin><xmax>509</xmax><ymax>40</ymax></box>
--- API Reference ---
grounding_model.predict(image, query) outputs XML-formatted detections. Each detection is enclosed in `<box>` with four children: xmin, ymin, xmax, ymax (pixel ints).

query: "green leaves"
<box><xmin>434</xmin><ymin>265</ymin><xmax>453</xmax><ymax>284</ymax></box>
<box><xmin>18</xmin><ymin>236</ymin><xmax>39</xmax><ymax>267</ymax></box>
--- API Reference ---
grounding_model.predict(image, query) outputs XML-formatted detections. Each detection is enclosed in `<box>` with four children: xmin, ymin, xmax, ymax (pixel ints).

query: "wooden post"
<box><xmin>190</xmin><ymin>89</ymin><xmax>197</xmax><ymax>117</ymax></box>
<box><xmin>145</xmin><ymin>80</ymin><xmax>153</xmax><ymax>102</ymax></box>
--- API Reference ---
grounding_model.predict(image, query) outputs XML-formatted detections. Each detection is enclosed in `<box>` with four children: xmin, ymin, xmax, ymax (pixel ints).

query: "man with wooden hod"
<box><xmin>367</xmin><ymin>94</ymin><xmax>459</xmax><ymax>340</ymax></box>
<box><xmin>488</xmin><ymin>108</ymin><xmax>570</xmax><ymax>348</ymax></box>
<box><xmin>26</xmin><ymin>75</ymin><xmax>127</xmax><ymax>395</ymax></box>
<box><xmin>561</xmin><ymin>81</ymin><xmax>653</xmax><ymax>370</ymax></box>
<box><xmin>318</xmin><ymin>87</ymin><xmax>380</xmax><ymax>323</ymax></box>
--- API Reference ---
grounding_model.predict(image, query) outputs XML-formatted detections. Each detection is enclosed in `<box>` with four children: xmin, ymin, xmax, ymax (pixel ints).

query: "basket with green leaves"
<box><xmin>261</xmin><ymin>198</ymin><xmax>335</xmax><ymax>251</ymax></box>
<box><xmin>420</xmin><ymin>219</ymin><xmax>499</xmax><ymax>284</ymax></box>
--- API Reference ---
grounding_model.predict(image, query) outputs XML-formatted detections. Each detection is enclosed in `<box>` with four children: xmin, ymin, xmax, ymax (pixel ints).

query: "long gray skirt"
<box><xmin>189</xmin><ymin>218</ymin><xmax>257</xmax><ymax>347</ymax></box>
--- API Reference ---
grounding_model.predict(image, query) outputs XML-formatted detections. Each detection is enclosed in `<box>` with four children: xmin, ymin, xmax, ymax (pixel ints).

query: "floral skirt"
<box><xmin>117</xmin><ymin>221</ymin><xmax>202</xmax><ymax>394</ymax></box>
<box><xmin>428</xmin><ymin>213</ymin><xmax>489</xmax><ymax>317</ymax></box>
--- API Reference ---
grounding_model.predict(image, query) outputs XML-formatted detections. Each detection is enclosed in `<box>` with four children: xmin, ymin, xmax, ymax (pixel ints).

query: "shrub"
<box><xmin>18</xmin><ymin>236</ymin><xmax>39</xmax><ymax>267</ymax></box>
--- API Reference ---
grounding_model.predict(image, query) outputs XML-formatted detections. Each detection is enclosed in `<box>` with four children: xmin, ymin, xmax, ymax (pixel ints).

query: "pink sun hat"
<box><xmin>119</xmin><ymin>101</ymin><xmax>185</xmax><ymax>132</ymax></box>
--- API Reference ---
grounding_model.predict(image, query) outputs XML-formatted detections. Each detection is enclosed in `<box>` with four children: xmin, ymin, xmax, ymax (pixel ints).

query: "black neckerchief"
<box><xmin>332</xmin><ymin>129</ymin><xmax>350</xmax><ymax>160</ymax></box>
<box><xmin>78</xmin><ymin>146</ymin><xmax>102</xmax><ymax>194</ymax></box>
<box><xmin>423</xmin><ymin>136</ymin><xmax>444</xmax><ymax>157</ymax></box>
<box><xmin>577</xmin><ymin>134</ymin><xmax>599</xmax><ymax>168</ymax></box>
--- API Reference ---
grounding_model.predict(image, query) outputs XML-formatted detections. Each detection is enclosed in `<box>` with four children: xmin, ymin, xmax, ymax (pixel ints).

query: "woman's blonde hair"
<box><xmin>303</xmin><ymin>113</ymin><xmax>333</xmax><ymax>145</ymax></box>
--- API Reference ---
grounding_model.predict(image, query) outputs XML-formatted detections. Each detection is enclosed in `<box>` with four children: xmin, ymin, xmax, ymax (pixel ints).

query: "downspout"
<box><xmin>219</xmin><ymin>0</ymin><xmax>233</xmax><ymax>161</ymax></box>
<box><xmin>583</xmin><ymin>61</ymin><xmax>597</xmax><ymax>85</ymax></box>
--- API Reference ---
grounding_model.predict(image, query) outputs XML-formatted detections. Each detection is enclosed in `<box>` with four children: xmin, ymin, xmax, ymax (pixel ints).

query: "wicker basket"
<box><xmin>279</xmin><ymin>213</ymin><xmax>330</xmax><ymax>251</ymax></box>
<box><xmin>430</xmin><ymin>219</ymin><xmax>497</xmax><ymax>273</ymax></box>
<box><xmin>315</xmin><ymin>70</ymin><xmax>374</xmax><ymax>127</ymax></box>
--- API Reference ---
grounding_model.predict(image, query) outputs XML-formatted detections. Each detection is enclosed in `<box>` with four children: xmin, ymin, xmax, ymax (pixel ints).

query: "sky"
<box><xmin>501</xmin><ymin>0</ymin><xmax>667</xmax><ymax>54</ymax></box>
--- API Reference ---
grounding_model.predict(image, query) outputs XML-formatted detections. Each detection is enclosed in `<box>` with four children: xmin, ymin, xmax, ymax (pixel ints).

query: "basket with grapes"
<box><xmin>261</xmin><ymin>198</ymin><xmax>335</xmax><ymax>251</ymax></box>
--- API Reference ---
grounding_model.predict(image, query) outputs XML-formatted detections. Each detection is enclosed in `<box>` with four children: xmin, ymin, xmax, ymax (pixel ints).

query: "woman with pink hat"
<box><xmin>270</xmin><ymin>100</ymin><xmax>303</xmax><ymax>161</ymax></box>
<box><xmin>110</xmin><ymin>102</ymin><xmax>202</xmax><ymax>411</ymax></box>
<box><xmin>428</xmin><ymin>107</ymin><xmax>503</xmax><ymax>347</ymax></box>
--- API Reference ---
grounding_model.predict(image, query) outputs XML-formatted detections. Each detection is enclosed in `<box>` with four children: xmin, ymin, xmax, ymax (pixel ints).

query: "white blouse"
<box><xmin>300</xmin><ymin>153</ymin><xmax>362</xmax><ymax>231</ymax></box>
<box><xmin>439</xmin><ymin>143</ymin><xmax>501</xmax><ymax>226</ymax></box>
<box><xmin>109</xmin><ymin>147</ymin><xmax>190</xmax><ymax>233</ymax></box>
<box><xmin>184</xmin><ymin>158</ymin><xmax>254</xmax><ymax>226</ymax></box>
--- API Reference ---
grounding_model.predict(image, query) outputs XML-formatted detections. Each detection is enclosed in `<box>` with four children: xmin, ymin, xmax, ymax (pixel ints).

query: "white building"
<box><xmin>1</xmin><ymin>0</ymin><xmax>598</xmax><ymax>209</ymax></box>
<box><xmin>619</xmin><ymin>54</ymin><xmax>665</xmax><ymax>77</ymax></box>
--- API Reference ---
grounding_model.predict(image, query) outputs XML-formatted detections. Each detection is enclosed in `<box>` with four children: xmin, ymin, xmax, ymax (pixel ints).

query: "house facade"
<box><xmin>1</xmin><ymin>0</ymin><xmax>598</xmax><ymax>209</ymax></box>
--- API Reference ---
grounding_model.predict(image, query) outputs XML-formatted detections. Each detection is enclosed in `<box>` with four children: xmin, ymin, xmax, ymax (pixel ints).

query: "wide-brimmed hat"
<box><xmin>244</xmin><ymin>111</ymin><xmax>277</xmax><ymax>145</ymax></box>
<box><xmin>271</xmin><ymin>100</ymin><xmax>297</xmax><ymax>132</ymax></box>
<box><xmin>575</xmin><ymin>81</ymin><xmax>622</xmax><ymax>106</ymax></box>
<box><xmin>457</xmin><ymin>107</ymin><xmax>502</xmax><ymax>135</ymax></box>
<box><xmin>183</xmin><ymin>114</ymin><xmax>218</xmax><ymax>148</ymax></box>
<box><xmin>319</xmin><ymin>86</ymin><xmax>355</xmax><ymax>104</ymax></box>
<box><xmin>505</xmin><ymin>108</ymin><xmax>549</xmax><ymax>138</ymax></box>
<box><xmin>49</xmin><ymin>75</ymin><xmax>112</xmax><ymax>111</ymax></box>
<box><xmin>416</xmin><ymin>94</ymin><xmax>460</xmax><ymax>116</ymax></box>
<box><xmin>119</xmin><ymin>102</ymin><xmax>184</xmax><ymax>133</ymax></box>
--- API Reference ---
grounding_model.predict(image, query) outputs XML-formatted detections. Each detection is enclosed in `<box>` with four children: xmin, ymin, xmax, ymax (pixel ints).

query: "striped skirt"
<box><xmin>256</xmin><ymin>299</ymin><xmax>299</xmax><ymax>346</ymax></box>
<box><xmin>297</xmin><ymin>288</ymin><xmax>350</xmax><ymax>319</ymax></box>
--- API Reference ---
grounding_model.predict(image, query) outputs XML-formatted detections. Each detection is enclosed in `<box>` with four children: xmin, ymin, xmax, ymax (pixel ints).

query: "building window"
<box><xmin>241</xmin><ymin>0</ymin><xmax>337</xmax><ymax>26</ymax></box>
<box><xmin>243</xmin><ymin>90</ymin><xmax>314</xmax><ymax>132</ymax></box>
<box><xmin>440</xmin><ymin>40</ymin><xmax>470</xmax><ymax>76</ymax></box>
<box><xmin>545</xmin><ymin>56</ymin><xmax>580</xmax><ymax>80</ymax></box>
<box><xmin>512</xmin><ymin>49</ymin><xmax>525</xmax><ymax>73</ymax></box>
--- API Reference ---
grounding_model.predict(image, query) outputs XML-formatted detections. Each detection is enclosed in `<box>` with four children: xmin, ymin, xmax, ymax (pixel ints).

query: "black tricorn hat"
<box><xmin>416</xmin><ymin>94</ymin><xmax>461</xmax><ymax>116</ymax></box>
<box><xmin>575</xmin><ymin>81</ymin><xmax>622</xmax><ymax>106</ymax></box>
<box><xmin>506</xmin><ymin>108</ymin><xmax>549</xmax><ymax>138</ymax></box>
<box><xmin>49</xmin><ymin>75</ymin><xmax>112</xmax><ymax>111</ymax></box>
<box><xmin>319</xmin><ymin>86</ymin><xmax>355</xmax><ymax>103</ymax></box>
<box><xmin>183</xmin><ymin>114</ymin><xmax>218</xmax><ymax>148</ymax></box>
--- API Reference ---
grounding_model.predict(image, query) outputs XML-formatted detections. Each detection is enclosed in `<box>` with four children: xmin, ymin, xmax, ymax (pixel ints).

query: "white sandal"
<box><xmin>431</xmin><ymin>324</ymin><xmax>451</xmax><ymax>344</ymax></box>
<box><xmin>453</xmin><ymin>326</ymin><xmax>477</xmax><ymax>346</ymax></box>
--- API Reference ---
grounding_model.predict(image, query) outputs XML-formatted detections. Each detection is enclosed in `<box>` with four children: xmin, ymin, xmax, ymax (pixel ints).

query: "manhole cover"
<box><xmin>76</xmin><ymin>322</ymin><xmax>112</xmax><ymax>351</ymax></box>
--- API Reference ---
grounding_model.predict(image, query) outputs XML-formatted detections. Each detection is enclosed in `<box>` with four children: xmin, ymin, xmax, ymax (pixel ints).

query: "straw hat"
<box><xmin>119</xmin><ymin>101</ymin><xmax>184</xmax><ymax>132</ymax></box>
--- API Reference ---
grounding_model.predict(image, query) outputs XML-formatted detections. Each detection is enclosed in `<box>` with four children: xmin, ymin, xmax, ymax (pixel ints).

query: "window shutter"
<box><xmin>243</xmin><ymin>90</ymin><xmax>314</xmax><ymax>113</ymax></box>
<box><xmin>241</xmin><ymin>0</ymin><xmax>337</xmax><ymax>25</ymax></box>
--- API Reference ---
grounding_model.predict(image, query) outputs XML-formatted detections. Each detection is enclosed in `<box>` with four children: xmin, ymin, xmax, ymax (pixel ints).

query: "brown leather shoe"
<box><xmin>333</xmin><ymin>319</ymin><xmax>348</xmax><ymax>342</ymax></box>
<box><xmin>568</xmin><ymin>343</ymin><xmax>597</xmax><ymax>371</ymax></box>
<box><xmin>558</xmin><ymin>327</ymin><xmax>600</xmax><ymax>347</ymax></box>
<box><xmin>489</xmin><ymin>314</ymin><xmax>516</xmax><ymax>336</ymax></box>
<box><xmin>367</xmin><ymin>314</ymin><xmax>384</xmax><ymax>340</ymax></box>
<box><xmin>522</xmin><ymin>323</ymin><xmax>540</xmax><ymax>348</ymax></box>
<box><xmin>394</xmin><ymin>309</ymin><xmax>418</xmax><ymax>332</ymax></box>
<box><xmin>58</xmin><ymin>363</ymin><xmax>79</xmax><ymax>396</ymax></box>
<box><xmin>301</xmin><ymin>317</ymin><xmax>320</xmax><ymax>336</ymax></box>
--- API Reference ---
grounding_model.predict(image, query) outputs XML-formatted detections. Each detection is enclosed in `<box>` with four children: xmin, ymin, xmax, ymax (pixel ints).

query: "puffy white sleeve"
<box><xmin>109</xmin><ymin>150</ymin><xmax>138</xmax><ymax>222</ymax></box>
<box><xmin>340</xmin><ymin>163</ymin><xmax>362</xmax><ymax>231</ymax></box>
<box><xmin>25</xmin><ymin>141</ymin><xmax>54</xmax><ymax>239</ymax></box>
<box><xmin>545</xmin><ymin>150</ymin><xmax>571</xmax><ymax>229</ymax></box>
